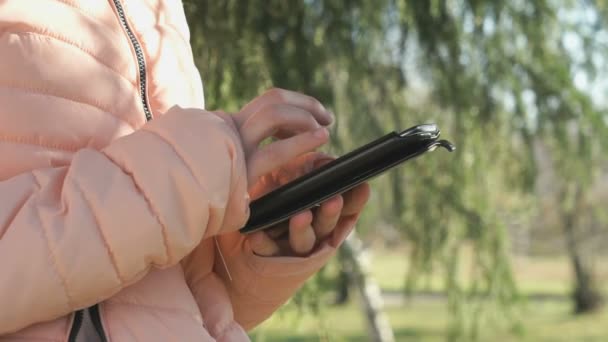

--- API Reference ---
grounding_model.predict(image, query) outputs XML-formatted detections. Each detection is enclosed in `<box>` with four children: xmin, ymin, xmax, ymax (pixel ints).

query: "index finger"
<box><xmin>247</xmin><ymin>127</ymin><xmax>329</xmax><ymax>185</ymax></box>
<box><xmin>237</xmin><ymin>88</ymin><xmax>334</xmax><ymax>126</ymax></box>
<box><xmin>341</xmin><ymin>182</ymin><xmax>371</xmax><ymax>216</ymax></box>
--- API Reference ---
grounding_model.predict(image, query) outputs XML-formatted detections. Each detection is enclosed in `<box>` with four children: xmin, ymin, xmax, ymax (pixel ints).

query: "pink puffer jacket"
<box><xmin>0</xmin><ymin>1</ymin><xmax>345</xmax><ymax>341</ymax></box>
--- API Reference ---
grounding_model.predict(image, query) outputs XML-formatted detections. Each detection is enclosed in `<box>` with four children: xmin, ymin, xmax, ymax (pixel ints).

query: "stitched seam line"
<box><xmin>0</xmin><ymin>187</ymin><xmax>32</xmax><ymax>240</ymax></box>
<box><xmin>53</xmin><ymin>0</ymin><xmax>125</xmax><ymax>40</ymax></box>
<box><xmin>101</xmin><ymin>149</ymin><xmax>172</xmax><ymax>265</ymax></box>
<box><xmin>0</xmin><ymin>84</ymin><xmax>138</xmax><ymax>130</ymax></box>
<box><xmin>137</xmin><ymin>0</ymin><xmax>189</xmax><ymax>46</ymax></box>
<box><xmin>133</xmin><ymin>128</ymin><xmax>204</xmax><ymax>259</ymax></box>
<box><xmin>139</xmin><ymin>128</ymin><xmax>202</xmax><ymax>197</ymax></box>
<box><xmin>140</xmin><ymin>125</ymin><xmax>217</xmax><ymax>206</ymax></box>
<box><xmin>31</xmin><ymin>172</ymin><xmax>75</xmax><ymax>310</ymax></box>
<box><xmin>7</xmin><ymin>29</ymin><xmax>137</xmax><ymax>89</ymax></box>
<box><xmin>140</xmin><ymin>126</ymin><xmax>221</xmax><ymax>234</ymax></box>
<box><xmin>69</xmin><ymin>176</ymin><xmax>125</xmax><ymax>285</ymax></box>
<box><xmin>153</xmin><ymin>22</ymin><xmax>189</xmax><ymax>47</ymax></box>
<box><xmin>0</xmin><ymin>135</ymin><xmax>79</xmax><ymax>152</ymax></box>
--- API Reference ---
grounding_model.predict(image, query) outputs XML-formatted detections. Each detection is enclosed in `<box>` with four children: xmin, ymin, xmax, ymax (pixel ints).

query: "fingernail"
<box><xmin>314</xmin><ymin>127</ymin><xmax>329</xmax><ymax>139</ymax></box>
<box><xmin>244</xmin><ymin>193</ymin><xmax>251</xmax><ymax>206</ymax></box>
<box><xmin>244</xmin><ymin>194</ymin><xmax>251</xmax><ymax>215</ymax></box>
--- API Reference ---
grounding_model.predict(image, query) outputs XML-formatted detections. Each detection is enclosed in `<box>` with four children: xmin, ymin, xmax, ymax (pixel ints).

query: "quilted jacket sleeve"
<box><xmin>0</xmin><ymin>108</ymin><xmax>249</xmax><ymax>334</ymax></box>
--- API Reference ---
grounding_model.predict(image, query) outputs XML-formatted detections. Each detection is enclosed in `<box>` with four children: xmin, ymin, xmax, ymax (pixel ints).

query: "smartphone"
<box><xmin>239</xmin><ymin>123</ymin><xmax>455</xmax><ymax>234</ymax></box>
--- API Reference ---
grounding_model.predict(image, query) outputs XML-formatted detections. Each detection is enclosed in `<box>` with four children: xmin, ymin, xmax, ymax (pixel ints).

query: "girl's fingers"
<box><xmin>312</xmin><ymin>195</ymin><xmax>344</xmax><ymax>240</ymax></box>
<box><xmin>249</xmin><ymin>231</ymin><xmax>280</xmax><ymax>257</ymax></box>
<box><xmin>265</xmin><ymin>222</ymin><xmax>290</xmax><ymax>239</ymax></box>
<box><xmin>239</xmin><ymin>104</ymin><xmax>322</xmax><ymax>155</ymax></box>
<box><xmin>247</xmin><ymin>128</ymin><xmax>329</xmax><ymax>185</ymax></box>
<box><xmin>236</xmin><ymin>88</ymin><xmax>333</xmax><ymax>126</ymax></box>
<box><xmin>331</xmin><ymin>214</ymin><xmax>361</xmax><ymax>247</ymax></box>
<box><xmin>341</xmin><ymin>182</ymin><xmax>371</xmax><ymax>216</ymax></box>
<box><xmin>288</xmin><ymin>210</ymin><xmax>316</xmax><ymax>256</ymax></box>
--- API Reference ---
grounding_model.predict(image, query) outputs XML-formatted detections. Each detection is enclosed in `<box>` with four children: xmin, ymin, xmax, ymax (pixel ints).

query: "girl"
<box><xmin>0</xmin><ymin>1</ymin><xmax>370</xmax><ymax>341</ymax></box>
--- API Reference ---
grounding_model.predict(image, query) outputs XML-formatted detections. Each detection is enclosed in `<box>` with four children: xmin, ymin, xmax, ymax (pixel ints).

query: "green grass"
<box><xmin>249</xmin><ymin>301</ymin><xmax>446</xmax><ymax>342</ymax></box>
<box><xmin>370</xmin><ymin>247</ymin><xmax>608</xmax><ymax>297</ymax></box>
<box><xmin>250</xmin><ymin>298</ymin><xmax>608</xmax><ymax>341</ymax></box>
<box><xmin>248</xmin><ymin>247</ymin><xmax>608</xmax><ymax>341</ymax></box>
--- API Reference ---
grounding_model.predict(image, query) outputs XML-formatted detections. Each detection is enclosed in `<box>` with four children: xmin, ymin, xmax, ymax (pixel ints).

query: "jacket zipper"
<box><xmin>112</xmin><ymin>0</ymin><xmax>153</xmax><ymax>122</ymax></box>
<box><xmin>67</xmin><ymin>310</ymin><xmax>83</xmax><ymax>342</ymax></box>
<box><xmin>67</xmin><ymin>1</ymin><xmax>153</xmax><ymax>340</ymax></box>
<box><xmin>67</xmin><ymin>307</ymin><xmax>107</xmax><ymax>342</ymax></box>
<box><xmin>90</xmin><ymin>305</ymin><xmax>108</xmax><ymax>342</ymax></box>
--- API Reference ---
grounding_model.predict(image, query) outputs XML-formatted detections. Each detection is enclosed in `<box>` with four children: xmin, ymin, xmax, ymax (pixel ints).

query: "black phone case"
<box><xmin>239</xmin><ymin>124</ymin><xmax>455</xmax><ymax>234</ymax></box>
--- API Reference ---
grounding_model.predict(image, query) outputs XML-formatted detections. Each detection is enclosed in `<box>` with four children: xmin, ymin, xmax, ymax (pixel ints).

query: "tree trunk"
<box><xmin>341</xmin><ymin>232</ymin><xmax>395</xmax><ymax>342</ymax></box>
<box><xmin>334</xmin><ymin>248</ymin><xmax>353</xmax><ymax>305</ymax></box>
<box><xmin>561</xmin><ymin>186</ymin><xmax>604</xmax><ymax>314</ymax></box>
<box><xmin>562</xmin><ymin>221</ymin><xmax>604</xmax><ymax>313</ymax></box>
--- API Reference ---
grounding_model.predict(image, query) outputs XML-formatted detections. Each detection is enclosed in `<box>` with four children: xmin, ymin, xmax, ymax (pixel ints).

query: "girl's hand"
<box><xmin>215</xmin><ymin>88</ymin><xmax>334</xmax><ymax>190</ymax></box>
<box><xmin>247</xmin><ymin>153</ymin><xmax>371</xmax><ymax>257</ymax></box>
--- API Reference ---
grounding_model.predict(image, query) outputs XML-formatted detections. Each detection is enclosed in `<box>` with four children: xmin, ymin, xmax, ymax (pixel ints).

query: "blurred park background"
<box><xmin>183</xmin><ymin>0</ymin><xmax>608</xmax><ymax>341</ymax></box>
